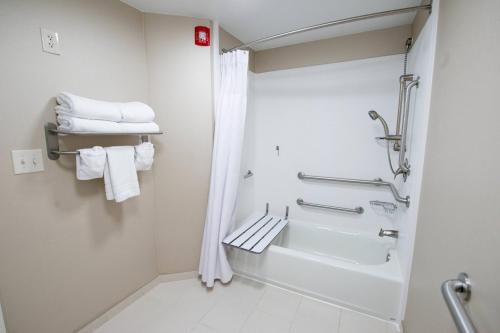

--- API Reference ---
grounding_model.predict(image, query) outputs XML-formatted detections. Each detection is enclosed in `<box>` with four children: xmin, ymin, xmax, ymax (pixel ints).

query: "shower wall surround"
<box><xmin>237</xmin><ymin>27</ymin><xmax>436</xmax><ymax>317</ymax></box>
<box><xmin>394</xmin><ymin>4</ymin><xmax>439</xmax><ymax>317</ymax></box>
<box><xmin>239</xmin><ymin>55</ymin><xmax>404</xmax><ymax>233</ymax></box>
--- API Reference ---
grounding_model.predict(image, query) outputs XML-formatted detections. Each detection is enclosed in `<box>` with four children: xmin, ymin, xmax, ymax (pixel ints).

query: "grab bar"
<box><xmin>298</xmin><ymin>172</ymin><xmax>410</xmax><ymax>207</ymax></box>
<box><xmin>296</xmin><ymin>198</ymin><xmax>364</xmax><ymax>214</ymax></box>
<box><xmin>441</xmin><ymin>273</ymin><xmax>477</xmax><ymax>333</ymax></box>
<box><xmin>396</xmin><ymin>77</ymin><xmax>419</xmax><ymax>179</ymax></box>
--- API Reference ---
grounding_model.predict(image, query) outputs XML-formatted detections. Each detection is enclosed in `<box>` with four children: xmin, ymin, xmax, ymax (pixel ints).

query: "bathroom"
<box><xmin>0</xmin><ymin>0</ymin><xmax>498</xmax><ymax>332</ymax></box>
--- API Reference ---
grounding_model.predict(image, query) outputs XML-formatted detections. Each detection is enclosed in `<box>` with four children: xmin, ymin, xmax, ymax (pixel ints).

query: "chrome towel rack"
<box><xmin>298</xmin><ymin>172</ymin><xmax>410</xmax><ymax>207</ymax></box>
<box><xmin>297</xmin><ymin>198</ymin><xmax>363</xmax><ymax>214</ymax></box>
<box><xmin>441</xmin><ymin>273</ymin><xmax>477</xmax><ymax>333</ymax></box>
<box><xmin>44</xmin><ymin>122</ymin><xmax>163</xmax><ymax>160</ymax></box>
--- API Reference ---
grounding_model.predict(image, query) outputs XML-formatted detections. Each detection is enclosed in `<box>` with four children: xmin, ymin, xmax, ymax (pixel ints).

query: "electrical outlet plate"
<box><xmin>11</xmin><ymin>149</ymin><xmax>45</xmax><ymax>175</ymax></box>
<box><xmin>40</xmin><ymin>28</ymin><xmax>61</xmax><ymax>55</ymax></box>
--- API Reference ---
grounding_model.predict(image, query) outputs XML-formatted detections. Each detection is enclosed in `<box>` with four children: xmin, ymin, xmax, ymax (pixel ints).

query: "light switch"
<box><xmin>11</xmin><ymin>149</ymin><xmax>45</xmax><ymax>174</ymax></box>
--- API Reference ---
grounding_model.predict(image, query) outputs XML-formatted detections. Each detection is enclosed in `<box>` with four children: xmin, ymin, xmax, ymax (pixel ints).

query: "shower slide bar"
<box><xmin>224</xmin><ymin>4</ymin><xmax>432</xmax><ymax>52</ymax></box>
<box><xmin>298</xmin><ymin>172</ymin><xmax>410</xmax><ymax>207</ymax></box>
<box><xmin>296</xmin><ymin>198</ymin><xmax>364</xmax><ymax>214</ymax></box>
<box><xmin>223</xmin><ymin>204</ymin><xmax>289</xmax><ymax>254</ymax></box>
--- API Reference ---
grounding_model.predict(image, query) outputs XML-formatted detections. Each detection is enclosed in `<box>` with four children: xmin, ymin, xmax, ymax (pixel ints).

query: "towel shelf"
<box><xmin>44</xmin><ymin>122</ymin><xmax>163</xmax><ymax>160</ymax></box>
<box><xmin>48</xmin><ymin>128</ymin><xmax>164</xmax><ymax>136</ymax></box>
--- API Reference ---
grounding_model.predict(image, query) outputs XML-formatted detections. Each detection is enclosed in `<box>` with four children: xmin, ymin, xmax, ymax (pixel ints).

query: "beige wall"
<box><xmin>219</xmin><ymin>28</ymin><xmax>256</xmax><ymax>72</ymax></box>
<box><xmin>0</xmin><ymin>1</ymin><xmax>158</xmax><ymax>333</ymax></box>
<box><xmin>144</xmin><ymin>14</ymin><xmax>214</xmax><ymax>274</ymax></box>
<box><xmin>411</xmin><ymin>1</ymin><xmax>431</xmax><ymax>41</ymax></box>
<box><xmin>404</xmin><ymin>0</ymin><xmax>500</xmax><ymax>332</ymax></box>
<box><xmin>253</xmin><ymin>25</ymin><xmax>412</xmax><ymax>73</ymax></box>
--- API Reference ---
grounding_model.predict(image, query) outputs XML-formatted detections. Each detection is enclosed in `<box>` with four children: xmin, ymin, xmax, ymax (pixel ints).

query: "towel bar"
<box><xmin>44</xmin><ymin>122</ymin><xmax>163</xmax><ymax>160</ymax></box>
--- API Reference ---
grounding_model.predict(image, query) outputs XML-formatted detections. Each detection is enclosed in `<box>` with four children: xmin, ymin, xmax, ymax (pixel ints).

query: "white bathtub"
<box><xmin>228</xmin><ymin>217</ymin><xmax>403</xmax><ymax>321</ymax></box>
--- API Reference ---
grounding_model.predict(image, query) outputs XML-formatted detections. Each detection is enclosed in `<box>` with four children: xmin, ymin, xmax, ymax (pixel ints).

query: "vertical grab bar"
<box><xmin>441</xmin><ymin>273</ymin><xmax>477</xmax><ymax>333</ymax></box>
<box><xmin>396</xmin><ymin>77</ymin><xmax>419</xmax><ymax>179</ymax></box>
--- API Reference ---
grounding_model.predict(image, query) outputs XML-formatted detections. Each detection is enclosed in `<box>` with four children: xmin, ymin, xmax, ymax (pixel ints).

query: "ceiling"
<box><xmin>121</xmin><ymin>0</ymin><xmax>422</xmax><ymax>50</ymax></box>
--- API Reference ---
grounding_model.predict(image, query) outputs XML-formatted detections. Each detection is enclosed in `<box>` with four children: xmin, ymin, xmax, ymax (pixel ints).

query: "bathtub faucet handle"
<box><xmin>379</xmin><ymin>228</ymin><xmax>399</xmax><ymax>238</ymax></box>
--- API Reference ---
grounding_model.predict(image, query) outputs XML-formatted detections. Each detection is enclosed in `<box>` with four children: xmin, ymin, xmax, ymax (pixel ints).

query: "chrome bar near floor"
<box><xmin>296</xmin><ymin>198</ymin><xmax>364</xmax><ymax>214</ymax></box>
<box><xmin>441</xmin><ymin>273</ymin><xmax>477</xmax><ymax>333</ymax></box>
<box><xmin>297</xmin><ymin>172</ymin><xmax>410</xmax><ymax>207</ymax></box>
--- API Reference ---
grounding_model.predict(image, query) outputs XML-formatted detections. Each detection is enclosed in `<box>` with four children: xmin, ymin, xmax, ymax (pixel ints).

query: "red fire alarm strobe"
<box><xmin>195</xmin><ymin>26</ymin><xmax>210</xmax><ymax>46</ymax></box>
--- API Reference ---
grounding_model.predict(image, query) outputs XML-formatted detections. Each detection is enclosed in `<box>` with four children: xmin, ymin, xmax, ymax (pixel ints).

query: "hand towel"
<box><xmin>103</xmin><ymin>146</ymin><xmax>140</xmax><ymax>202</ymax></box>
<box><xmin>56</xmin><ymin>92</ymin><xmax>155</xmax><ymax>123</ymax></box>
<box><xmin>76</xmin><ymin>146</ymin><xmax>106</xmax><ymax>180</ymax></box>
<box><xmin>134</xmin><ymin>142</ymin><xmax>155</xmax><ymax>171</ymax></box>
<box><xmin>57</xmin><ymin>115</ymin><xmax>160</xmax><ymax>133</ymax></box>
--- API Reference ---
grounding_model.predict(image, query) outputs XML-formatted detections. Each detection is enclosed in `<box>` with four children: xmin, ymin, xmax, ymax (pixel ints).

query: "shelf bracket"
<box><xmin>44</xmin><ymin>122</ymin><xmax>60</xmax><ymax>160</ymax></box>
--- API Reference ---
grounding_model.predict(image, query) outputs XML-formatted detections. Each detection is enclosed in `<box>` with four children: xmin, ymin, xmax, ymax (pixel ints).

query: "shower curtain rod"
<box><xmin>224</xmin><ymin>3</ymin><xmax>432</xmax><ymax>52</ymax></box>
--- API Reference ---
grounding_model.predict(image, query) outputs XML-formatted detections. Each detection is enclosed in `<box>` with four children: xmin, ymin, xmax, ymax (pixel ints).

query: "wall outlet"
<box><xmin>11</xmin><ymin>149</ymin><xmax>45</xmax><ymax>175</ymax></box>
<box><xmin>40</xmin><ymin>28</ymin><xmax>61</xmax><ymax>55</ymax></box>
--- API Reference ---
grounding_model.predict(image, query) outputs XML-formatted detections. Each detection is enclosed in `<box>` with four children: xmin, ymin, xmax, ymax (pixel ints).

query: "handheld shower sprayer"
<box><xmin>368</xmin><ymin>110</ymin><xmax>389</xmax><ymax>136</ymax></box>
<box><xmin>366</xmin><ymin>38</ymin><xmax>419</xmax><ymax>181</ymax></box>
<box><xmin>368</xmin><ymin>110</ymin><xmax>398</xmax><ymax>176</ymax></box>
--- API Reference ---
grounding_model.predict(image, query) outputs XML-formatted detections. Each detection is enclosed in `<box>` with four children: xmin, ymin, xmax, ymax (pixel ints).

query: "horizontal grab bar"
<box><xmin>441</xmin><ymin>273</ymin><xmax>477</xmax><ymax>333</ymax></box>
<box><xmin>296</xmin><ymin>198</ymin><xmax>364</xmax><ymax>214</ymax></box>
<box><xmin>297</xmin><ymin>172</ymin><xmax>410</xmax><ymax>207</ymax></box>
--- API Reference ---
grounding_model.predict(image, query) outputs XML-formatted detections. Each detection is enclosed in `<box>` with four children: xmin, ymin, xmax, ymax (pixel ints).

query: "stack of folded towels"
<box><xmin>56</xmin><ymin>92</ymin><xmax>159</xmax><ymax>133</ymax></box>
<box><xmin>56</xmin><ymin>92</ymin><xmax>157</xmax><ymax>202</ymax></box>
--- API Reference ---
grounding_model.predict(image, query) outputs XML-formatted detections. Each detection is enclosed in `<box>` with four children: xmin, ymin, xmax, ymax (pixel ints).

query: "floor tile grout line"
<box><xmin>236</xmin><ymin>303</ymin><xmax>260</xmax><ymax>333</ymax></box>
<box><xmin>197</xmin><ymin>294</ymin><xmax>222</xmax><ymax>325</ymax></box>
<box><xmin>236</xmin><ymin>285</ymin><xmax>268</xmax><ymax>333</ymax></box>
<box><xmin>286</xmin><ymin>296</ymin><xmax>305</xmax><ymax>333</ymax></box>
<box><xmin>337</xmin><ymin>309</ymin><xmax>344</xmax><ymax>333</ymax></box>
<box><xmin>200</xmin><ymin>280</ymin><xmax>267</xmax><ymax>333</ymax></box>
<box><xmin>94</xmin><ymin>277</ymin><xmax>398</xmax><ymax>333</ymax></box>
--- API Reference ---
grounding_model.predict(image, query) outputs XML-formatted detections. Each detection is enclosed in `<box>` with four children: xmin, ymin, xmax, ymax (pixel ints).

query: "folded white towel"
<box><xmin>76</xmin><ymin>146</ymin><xmax>106</xmax><ymax>180</ymax></box>
<box><xmin>56</xmin><ymin>92</ymin><xmax>155</xmax><ymax>123</ymax></box>
<box><xmin>104</xmin><ymin>146</ymin><xmax>140</xmax><ymax>202</ymax></box>
<box><xmin>57</xmin><ymin>115</ymin><xmax>160</xmax><ymax>133</ymax></box>
<box><xmin>135</xmin><ymin>142</ymin><xmax>155</xmax><ymax>171</ymax></box>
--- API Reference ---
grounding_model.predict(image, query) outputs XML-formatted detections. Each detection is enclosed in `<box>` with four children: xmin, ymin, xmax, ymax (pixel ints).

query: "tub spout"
<box><xmin>379</xmin><ymin>228</ymin><xmax>399</xmax><ymax>238</ymax></box>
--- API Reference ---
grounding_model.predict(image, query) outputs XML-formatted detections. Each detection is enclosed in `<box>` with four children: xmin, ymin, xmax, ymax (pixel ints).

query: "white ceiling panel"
<box><xmin>121</xmin><ymin>0</ymin><xmax>423</xmax><ymax>50</ymax></box>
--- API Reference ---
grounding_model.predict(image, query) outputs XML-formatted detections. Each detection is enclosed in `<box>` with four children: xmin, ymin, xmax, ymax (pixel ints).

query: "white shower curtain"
<box><xmin>199</xmin><ymin>50</ymin><xmax>249</xmax><ymax>287</ymax></box>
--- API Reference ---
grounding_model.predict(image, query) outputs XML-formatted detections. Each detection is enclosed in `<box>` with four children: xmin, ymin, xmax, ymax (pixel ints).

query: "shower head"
<box><xmin>368</xmin><ymin>110</ymin><xmax>379</xmax><ymax>120</ymax></box>
<box><xmin>368</xmin><ymin>110</ymin><xmax>389</xmax><ymax>136</ymax></box>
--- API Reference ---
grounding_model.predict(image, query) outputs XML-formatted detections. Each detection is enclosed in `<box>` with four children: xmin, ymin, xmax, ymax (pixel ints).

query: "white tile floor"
<box><xmin>94</xmin><ymin>276</ymin><xmax>399</xmax><ymax>333</ymax></box>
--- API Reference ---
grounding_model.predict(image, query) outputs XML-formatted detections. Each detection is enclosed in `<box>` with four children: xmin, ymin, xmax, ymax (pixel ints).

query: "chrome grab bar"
<box><xmin>395</xmin><ymin>74</ymin><xmax>415</xmax><ymax>141</ymax></box>
<box><xmin>441</xmin><ymin>273</ymin><xmax>477</xmax><ymax>333</ymax></box>
<box><xmin>297</xmin><ymin>172</ymin><xmax>410</xmax><ymax>207</ymax></box>
<box><xmin>396</xmin><ymin>77</ymin><xmax>419</xmax><ymax>180</ymax></box>
<box><xmin>296</xmin><ymin>198</ymin><xmax>364</xmax><ymax>214</ymax></box>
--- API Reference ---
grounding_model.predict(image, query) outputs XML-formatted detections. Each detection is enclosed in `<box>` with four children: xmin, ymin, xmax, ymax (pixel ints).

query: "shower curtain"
<box><xmin>199</xmin><ymin>50</ymin><xmax>249</xmax><ymax>287</ymax></box>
